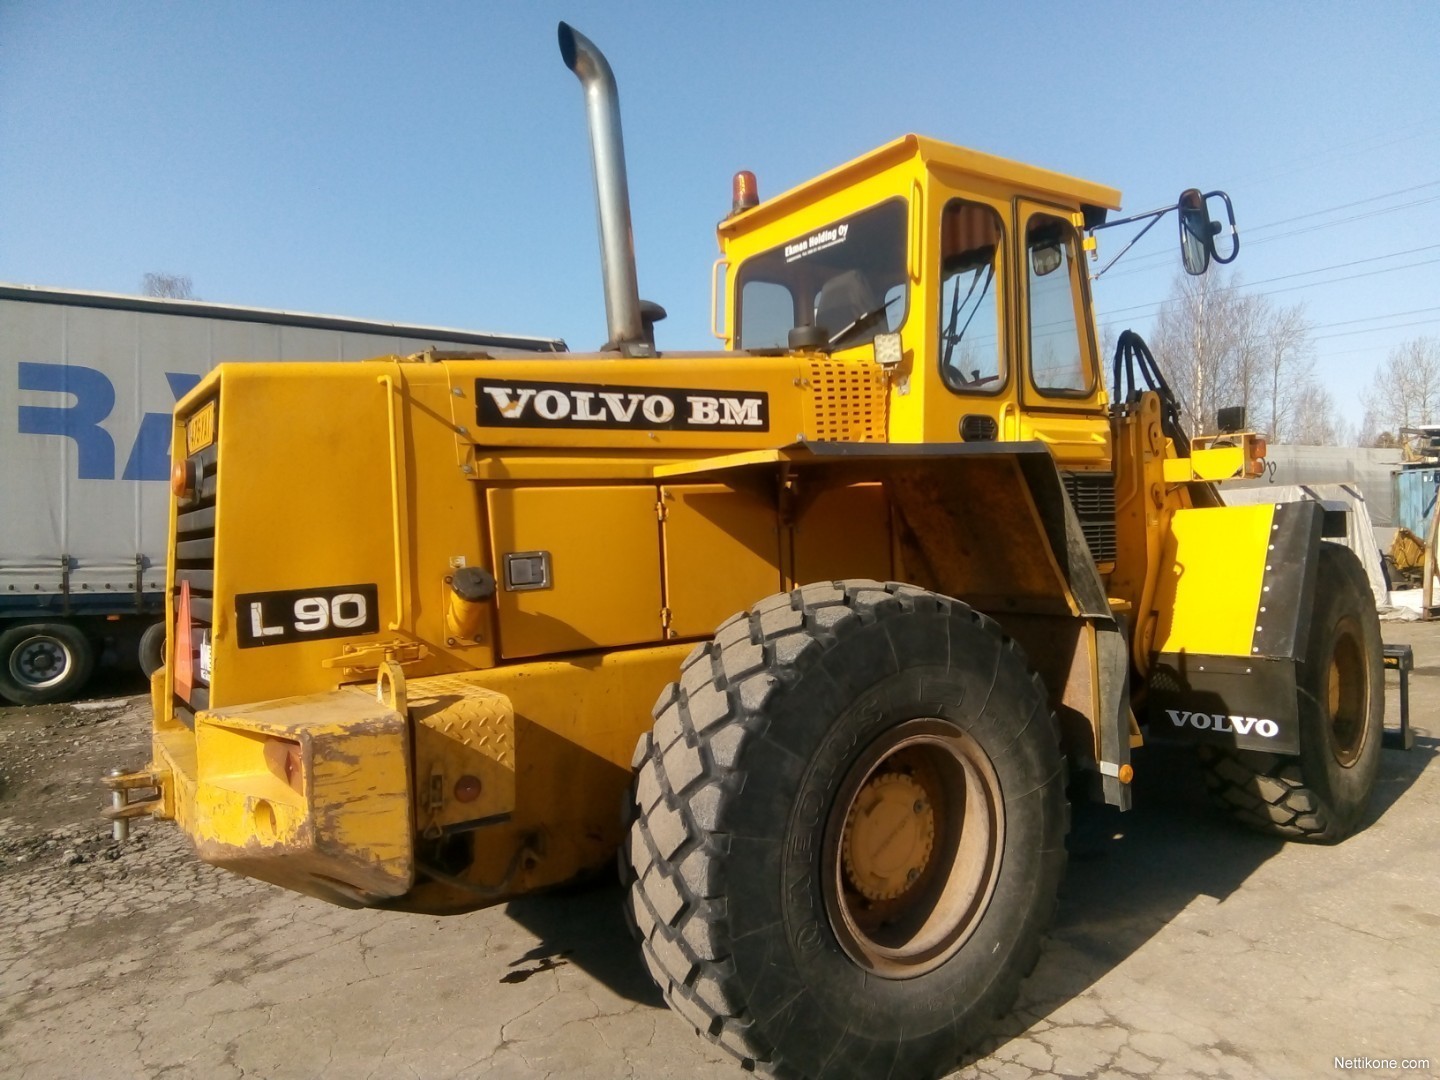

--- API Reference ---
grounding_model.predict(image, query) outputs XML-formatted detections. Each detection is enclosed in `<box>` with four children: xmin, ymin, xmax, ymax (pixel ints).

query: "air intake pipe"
<box><xmin>558</xmin><ymin>22</ymin><xmax>651</xmax><ymax>355</ymax></box>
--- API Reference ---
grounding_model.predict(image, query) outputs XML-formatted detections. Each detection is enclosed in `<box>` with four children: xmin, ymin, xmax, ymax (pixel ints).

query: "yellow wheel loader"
<box><xmin>107</xmin><ymin>24</ymin><xmax>1387</xmax><ymax>1080</ymax></box>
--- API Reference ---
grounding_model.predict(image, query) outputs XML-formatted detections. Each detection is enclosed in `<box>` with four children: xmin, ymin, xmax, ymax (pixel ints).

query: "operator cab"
<box><xmin>716</xmin><ymin>136</ymin><xmax>1122</xmax><ymax>470</ymax></box>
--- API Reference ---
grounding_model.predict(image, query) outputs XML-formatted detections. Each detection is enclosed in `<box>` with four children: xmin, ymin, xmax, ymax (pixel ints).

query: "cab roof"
<box><xmin>717</xmin><ymin>134</ymin><xmax>1124</xmax><ymax>240</ymax></box>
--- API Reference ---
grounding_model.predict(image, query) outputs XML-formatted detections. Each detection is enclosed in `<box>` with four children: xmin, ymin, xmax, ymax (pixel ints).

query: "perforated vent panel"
<box><xmin>804</xmin><ymin>361</ymin><xmax>887</xmax><ymax>442</ymax></box>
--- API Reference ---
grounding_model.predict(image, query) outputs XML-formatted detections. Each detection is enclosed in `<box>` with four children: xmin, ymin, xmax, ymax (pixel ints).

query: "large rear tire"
<box><xmin>1199</xmin><ymin>543</ymin><xmax>1384</xmax><ymax>842</ymax></box>
<box><xmin>625</xmin><ymin>580</ymin><xmax>1067</xmax><ymax>1079</ymax></box>
<box><xmin>0</xmin><ymin>622</ymin><xmax>96</xmax><ymax>706</ymax></box>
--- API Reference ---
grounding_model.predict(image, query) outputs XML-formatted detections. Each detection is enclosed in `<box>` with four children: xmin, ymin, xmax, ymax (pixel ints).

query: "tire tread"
<box><xmin>626</xmin><ymin>580</ymin><xmax>1067</xmax><ymax>1076</ymax></box>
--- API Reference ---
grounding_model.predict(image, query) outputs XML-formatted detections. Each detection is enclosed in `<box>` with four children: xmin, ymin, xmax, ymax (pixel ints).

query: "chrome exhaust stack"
<box><xmin>558</xmin><ymin>22</ymin><xmax>652</xmax><ymax>356</ymax></box>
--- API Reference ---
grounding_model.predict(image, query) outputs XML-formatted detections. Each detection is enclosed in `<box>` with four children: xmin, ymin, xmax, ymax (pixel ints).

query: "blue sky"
<box><xmin>3</xmin><ymin>2</ymin><xmax>1438</xmax><ymax>433</ymax></box>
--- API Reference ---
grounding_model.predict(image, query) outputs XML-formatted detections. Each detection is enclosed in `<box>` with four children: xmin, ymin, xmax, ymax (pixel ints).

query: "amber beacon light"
<box><xmin>731</xmin><ymin>170</ymin><xmax>759</xmax><ymax>213</ymax></box>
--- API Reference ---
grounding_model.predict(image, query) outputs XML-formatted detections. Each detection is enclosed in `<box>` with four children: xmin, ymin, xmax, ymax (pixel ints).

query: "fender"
<box><xmin>656</xmin><ymin>439</ymin><xmax>1134</xmax><ymax>808</ymax></box>
<box><xmin>1145</xmin><ymin>499</ymin><xmax>1323</xmax><ymax>753</ymax></box>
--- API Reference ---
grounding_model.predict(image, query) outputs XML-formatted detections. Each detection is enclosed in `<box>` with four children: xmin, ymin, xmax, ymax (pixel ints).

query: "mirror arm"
<box><xmin>1089</xmin><ymin>207</ymin><xmax>1173</xmax><ymax>279</ymax></box>
<box><xmin>1088</xmin><ymin>202</ymin><xmax>1176</xmax><ymax>232</ymax></box>
<box><xmin>1201</xmin><ymin>189</ymin><xmax>1241</xmax><ymax>264</ymax></box>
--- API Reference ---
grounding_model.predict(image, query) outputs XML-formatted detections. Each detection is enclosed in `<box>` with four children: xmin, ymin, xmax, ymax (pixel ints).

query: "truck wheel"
<box><xmin>1199</xmin><ymin>543</ymin><xmax>1384</xmax><ymax>842</ymax></box>
<box><xmin>625</xmin><ymin>581</ymin><xmax>1067</xmax><ymax>1079</ymax></box>
<box><xmin>0</xmin><ymin>623</ymin><xmax>96</xmax><ymax>706</ymax></box>
<box><xmin>138</xmin><ymin>621</ymin><xmax>166</xmax><ymax>678</ymax></box>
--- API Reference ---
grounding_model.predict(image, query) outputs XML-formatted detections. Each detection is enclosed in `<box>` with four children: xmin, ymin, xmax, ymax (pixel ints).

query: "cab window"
<box><xmin>939</xmin><ymin>199</ymin><xmax>1005</xmax><ymax>393</ymax></box>
<box><xmin>735</xmin><ymin>199</ymin><xmax>909</xmax><ymax>351</ymax></box>
<box><xmin>1026</xmin><ymin>213</ymin><xmax>1092</xmax><ymax>396</ymax></box>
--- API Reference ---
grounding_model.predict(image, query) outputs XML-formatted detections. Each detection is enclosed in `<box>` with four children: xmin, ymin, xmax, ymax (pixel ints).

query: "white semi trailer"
<box><xmin>0</xmin><ymin>283</ymin><xmax>564</xmax><ymax>704</ymax></box>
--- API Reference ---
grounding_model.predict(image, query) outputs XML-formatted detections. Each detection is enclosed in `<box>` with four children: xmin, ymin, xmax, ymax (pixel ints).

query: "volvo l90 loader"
<box><xmin>107</xmin><ymin>24</ymin><xmax>1386</xmax><ymax>1080</ymax></box>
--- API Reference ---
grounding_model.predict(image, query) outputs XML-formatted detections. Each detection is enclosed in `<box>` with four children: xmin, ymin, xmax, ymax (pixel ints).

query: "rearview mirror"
<box><xmin>1179</xmin><ymin>188</ymin><xmax>1240</xmax><ymax>275</ymax></box>
<box><xmin>1179</xmin><ymin>189</ymin><xmax>1212</xmax><ymax>275</ymax></box>
<box><xmin>1030</xmin><ymin>242</ymin><xmax>1063</xmax><ymax>277</ymax></box>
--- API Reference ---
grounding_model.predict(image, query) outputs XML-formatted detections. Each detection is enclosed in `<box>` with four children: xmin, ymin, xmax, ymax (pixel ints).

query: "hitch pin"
<box><xmin>109</xmin><ymin>768</ymin><xmax>129</xmax><ymax>843</ymax></box>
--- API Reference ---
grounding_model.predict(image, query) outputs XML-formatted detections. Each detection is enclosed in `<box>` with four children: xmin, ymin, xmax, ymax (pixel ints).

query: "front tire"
<box><xmin>626</xmin><ymin>581</ymin><xmax>1067</xmax><ymax>1079</ymax></box>
<box><xmin>0</xmin><ymin>622</ymin><xmax>96</xmax><ymax>706</ymax></box>
<box><xmin>1200</xmin><ymin>543</ymin><xmax>1384</xmax><ymax>842</ymax></box>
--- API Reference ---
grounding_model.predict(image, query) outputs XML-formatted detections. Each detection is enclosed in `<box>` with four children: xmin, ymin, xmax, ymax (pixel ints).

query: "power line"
<box><xmin>1313</xmin><ymin>317</ymin><xmax>1440</xmax><ymax>342</ymax></box>
<box><xmin>1308</xmin><ymin>306</ymin><xmax>1440</xmax><ymax>332</ymax></box>
<box><xmin>1094</xmin><ymin>250</ymin><xmax>1440</xmax><ymax>322</ymax></box>
<box><xmin>1243</xmin><ymin>195</ymin><xmax>1440</xmax><ymax>249</ymax></box>
<box><xmin>1246</xmin><ymin>180</ymin><xmax>1440</xmax><ymax>235</ymax></box>
<box><xmin>1226</xmin><ymin>121</ymin><xmax>1440</xmax><ymax>187</ymax></box>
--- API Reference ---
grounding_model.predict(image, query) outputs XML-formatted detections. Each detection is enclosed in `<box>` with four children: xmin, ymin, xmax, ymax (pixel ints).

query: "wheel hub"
<box><xmin>12</xmin><ymin>638</ymin><xmax>69</xmax><ymax>688</ymax></box>
<box><xmin>842</xmin><ymin>772</ymin><xmax>935</xmax><ymax>901</ymax></box>
<box><xmin>1327</xmin><ymin>617</ymin><xmax>1367</xmax><ymax>767</ymax></box>
<box><xmin>822</xmin><ymin>719</ymin><xmax>1006</xmax><ymax>979</ymax></box>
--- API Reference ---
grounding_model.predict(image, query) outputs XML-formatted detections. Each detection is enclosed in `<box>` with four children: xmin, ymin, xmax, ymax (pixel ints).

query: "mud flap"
<box><xmin>1146</xmin><ymin>654</ymin><xmax>1300</xmax><ymax>753</ymax></box>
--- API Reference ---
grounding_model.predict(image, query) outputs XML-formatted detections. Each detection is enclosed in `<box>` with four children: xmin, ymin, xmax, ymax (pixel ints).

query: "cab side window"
<box><xmin>1026</xmin><ymin>213</ymin><xmax>1092</xmax><ymax>395</ymax></box>
<box><xmin>939</xmin><ymin>200</ymin><xmax>1005</xmax><ymax>394</ymax></box>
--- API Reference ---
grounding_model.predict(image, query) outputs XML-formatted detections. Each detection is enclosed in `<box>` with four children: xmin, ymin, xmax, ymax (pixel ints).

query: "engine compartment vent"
<box><xmin>1062</xmin><ymin>471</ymin><xmax>1117</xmax><ymax>564</ymax></box>
<box><xmin>804</xmin><ymin>361</ymin><xmax>886</xmax><ymax>442</ymax></box>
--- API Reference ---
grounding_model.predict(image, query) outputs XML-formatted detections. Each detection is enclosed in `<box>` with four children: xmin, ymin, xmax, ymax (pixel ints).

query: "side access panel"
<box><xmin>1146</xmin><ymin>499</ymin><xmax>1322</xmax><ymax>754</ymax></box>
<box><xmin>487</xmin><ymin>486</ymin><xmax>663</xmax><ymax>658</ymax></box>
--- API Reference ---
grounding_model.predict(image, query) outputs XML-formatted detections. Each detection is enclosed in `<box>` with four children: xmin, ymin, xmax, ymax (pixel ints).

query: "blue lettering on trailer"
<box><xmin>16</xmin><ymin>363</ymin><xmax>202</xmax><ymax>481</ymax></box>
<box><xmin>18</xmin><ymin>362</ymin><xmax>116</xmax><ymax>479</ymax></box>
<box><xmin>122</xmin><ymin>371</ymin><xmax>201</xmax><ymax>480</ymax></box>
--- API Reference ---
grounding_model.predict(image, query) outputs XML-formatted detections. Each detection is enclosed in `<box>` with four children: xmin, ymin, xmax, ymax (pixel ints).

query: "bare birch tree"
<box><xmin>1262</xmin><ymin>304</ymin><xmax>1315</xmax><ymax>440</ymax></box>
<box><xmin>1360</xmin><ymin>335</ymin><xmax>1440</xmax><ymax>444</ymax></box>
<box><xmin>1144</xmin><ymin>270</ymin><xmax>1329</xmax><ymax>442</ymax></box>
<box><xmin>1149</xmin><ymin>271</ymin><xmax>1235</xmax><ymax>437</ymax></box>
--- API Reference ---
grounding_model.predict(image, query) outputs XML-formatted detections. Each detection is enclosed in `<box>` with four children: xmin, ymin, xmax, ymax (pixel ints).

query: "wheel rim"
<box><xmin>822</xmin><ymin>718</ymin><xmax>1005</xmax><ymax>979</ymax></box>
<box><xmin>1327</xmin><ymin>616</ymin><xmax>1368</xmax><ymax>767</ymax></box>
<box><xmin>9</xmin><ymin>635</ymin><xmax>73</xmax><ymax>690</ymax></box>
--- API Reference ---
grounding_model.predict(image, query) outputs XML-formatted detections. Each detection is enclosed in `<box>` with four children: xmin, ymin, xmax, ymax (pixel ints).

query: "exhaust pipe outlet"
<box><xmin>558</xmin><ymin>22</ymin><xmax>648</xmax><ymax>355</ymax></box>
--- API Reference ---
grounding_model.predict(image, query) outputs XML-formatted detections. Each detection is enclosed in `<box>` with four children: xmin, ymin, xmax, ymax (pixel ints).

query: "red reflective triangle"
<box><xmin>174</xmin><ymin>579</ymin><xmax>194</xmax><ymax>701</ymax></box>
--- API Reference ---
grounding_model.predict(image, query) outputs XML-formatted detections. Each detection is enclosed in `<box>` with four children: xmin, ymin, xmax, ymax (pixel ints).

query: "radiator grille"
<box><xmin>1062</xmin><ymin>471</ymin><xmax>1117</xmax><ymax>564</ymax></box>
<box><xmin>805</xmin><ymin>361</ymin><xmax>886</xmax><ymax>442</ymax></box>
<box><xmin>173</xmin><ymin>403</ymin><xmax>218</xmax><ymax>721</ymax></box>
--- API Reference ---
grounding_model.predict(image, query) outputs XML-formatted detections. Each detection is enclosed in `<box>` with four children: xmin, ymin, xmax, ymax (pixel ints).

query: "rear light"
<box><xmin>1246</xmin><ymin>435</ymin><xmax>1269</xmax><ymax>478</ymax></box>
<box><xmin>454</xmin><ymin>774</ymin><xmax>482</xmax><ymax>803</ymax></box>
<box><xmin>171</xmin><ymin>459</ymin><xmax>195</xmax><ymax>498</ymax></box>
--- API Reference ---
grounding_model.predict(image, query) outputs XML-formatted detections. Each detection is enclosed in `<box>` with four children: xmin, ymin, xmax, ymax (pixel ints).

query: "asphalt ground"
<box><xmin>1</xmin><ymin>625</ymin><xmax>1437</xmax><ymax>1079</ymax></box>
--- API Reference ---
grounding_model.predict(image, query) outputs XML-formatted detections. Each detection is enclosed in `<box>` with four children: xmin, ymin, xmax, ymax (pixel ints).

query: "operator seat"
<box><xmin>814</xmin><ymin>269</ymin><xmax>878</xmax><ymax>338</ymax></box>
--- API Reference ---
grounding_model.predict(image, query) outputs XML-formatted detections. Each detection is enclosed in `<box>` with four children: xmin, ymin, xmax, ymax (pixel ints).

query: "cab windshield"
<box><xmin>734</xmin><ymin>199</ymin><xmax>909</xmax><ymax>351</ymax></box>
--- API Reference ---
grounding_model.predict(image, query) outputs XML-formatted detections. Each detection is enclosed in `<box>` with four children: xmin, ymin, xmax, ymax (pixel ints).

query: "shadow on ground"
<box><xmin>504</xmin><ymin>878</ymin><xmax>665</xmax><ymax>1008</ymax></box>
<box><xmin>501</xmin><ymin>735</ymin><xmax>1434</xmax><ymax>1034</ymax></box>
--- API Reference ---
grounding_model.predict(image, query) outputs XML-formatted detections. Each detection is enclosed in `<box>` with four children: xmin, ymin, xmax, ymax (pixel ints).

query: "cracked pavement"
<box><xmin>2</xmin><ymin>625</ymin><xmax>1437</xmax><ymax>1079</ymax></box>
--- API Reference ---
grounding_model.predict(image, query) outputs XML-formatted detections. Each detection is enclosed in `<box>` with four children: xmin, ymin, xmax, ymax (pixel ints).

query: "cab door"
<box><xmin>1014</xmin><ymin>199</ymin><xmax>1112</xmax><ymax>472</ymax></box>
